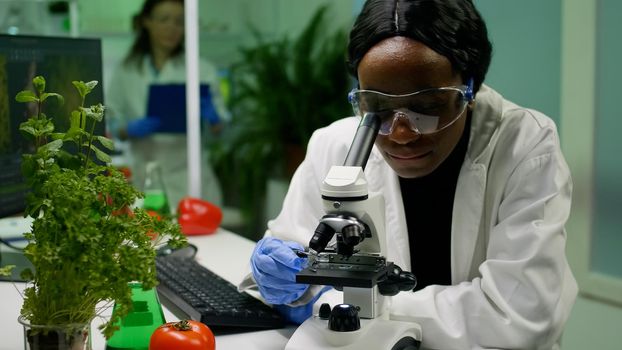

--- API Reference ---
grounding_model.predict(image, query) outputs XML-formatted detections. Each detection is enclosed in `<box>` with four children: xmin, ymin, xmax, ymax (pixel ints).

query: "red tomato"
<box><xmin>150</xmin><ymin>320</ymin><xmax>215</xmax><ymax>350</ymax></box>
<box><xmin>176</xmin><ymin>197</ymin><xmax>223</xmax><ymax>235</ymax></box>
<box><xmin>146</xmin><ymin>210</ymin><xmax>162</xmax><ymax>221</ymax></box>
<box><xmin>112</xmin><ymin>206</ymin><xmax>134</xmax><ymax>217</ymax></box>
<box><xmin>144</xmin><ymin>210</ymin><xmax>162</xmax><ymax>240</ymax></box>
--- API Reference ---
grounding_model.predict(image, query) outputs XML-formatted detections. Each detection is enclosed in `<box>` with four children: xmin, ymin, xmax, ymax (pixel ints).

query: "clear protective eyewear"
<box><xmin>348</xmin><ymin>78</ymin><xmax>474</xmax><ymax>135</ymax></box>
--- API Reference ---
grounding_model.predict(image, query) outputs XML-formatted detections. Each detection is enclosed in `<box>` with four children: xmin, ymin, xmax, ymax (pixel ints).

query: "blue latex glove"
<box><xmin>200</xmin><ymin>97</ymin><xmax>220</xmax><ymax>125</ymax></box>
<box><xmin>126</xmin><ymin>117</ymin><xmax>161</xmax><ymax>138</ymax></box>
<box><xmin>275</xmin><ymin>286</ymin><xmax>332</xmax><ymax>324</ymax></box>
<box><xmin>250</xmin><ymin>237</ymin><xmax>309</xmax><ymax>305</ymax></box>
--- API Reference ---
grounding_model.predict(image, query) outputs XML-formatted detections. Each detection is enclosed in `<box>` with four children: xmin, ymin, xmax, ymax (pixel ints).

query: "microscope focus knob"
<box><xmin>328</xmin><ymin>304</ymin><xmax>360</xmax><ymax>332</ymax></box>
<box><xmin>319</xmin><ymin>303</ymin><xmax>332</xmax><ymax>319</ymax></box>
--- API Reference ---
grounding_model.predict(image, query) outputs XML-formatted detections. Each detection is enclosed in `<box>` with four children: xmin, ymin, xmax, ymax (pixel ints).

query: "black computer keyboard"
<box><xmin>155</xmin><ymin>255</ymin><xmax>285</xmax><ymax>330</ymax></box>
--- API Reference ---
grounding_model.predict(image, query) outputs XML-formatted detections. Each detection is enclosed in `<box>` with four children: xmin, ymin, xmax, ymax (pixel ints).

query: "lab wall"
<box><xmin>476</xmin><ymin>0</ymin><xmax>561</xmax><ymax>126</ymax></box>
<box><xmin>198</xmin><ymin>0</ymin><xmax>356</xmax><ymax>68</ymax></box>
<box><xmin>591</xmin><ymin>0</ymin><xmax>622</xmax><ymax>280</ymax></box>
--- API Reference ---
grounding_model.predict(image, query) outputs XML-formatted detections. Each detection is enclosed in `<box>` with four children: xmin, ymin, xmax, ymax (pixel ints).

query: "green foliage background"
<box><xmin>210</xmin><ymin>5</ymin><xmax>353</xmax><ymax>239</ymax></box>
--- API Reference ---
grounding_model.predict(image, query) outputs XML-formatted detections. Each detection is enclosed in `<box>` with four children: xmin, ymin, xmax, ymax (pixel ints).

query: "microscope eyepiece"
<box><xmin>343</xmin><ymin>113</ymin><xmax>381</xmax><ymax>170</ymax></box>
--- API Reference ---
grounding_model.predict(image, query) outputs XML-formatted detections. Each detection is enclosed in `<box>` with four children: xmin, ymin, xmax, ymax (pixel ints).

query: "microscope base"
<box><xmin>284</xmin><ymin>316</ymin><xmax>422</xmax><ymax>350</ymax></box>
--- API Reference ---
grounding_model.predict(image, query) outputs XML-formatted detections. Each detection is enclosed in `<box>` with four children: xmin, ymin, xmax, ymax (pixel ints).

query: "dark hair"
<box><xmin>347</xmin><ymin>0</ymin><xmax>492</xmax><ymax>93</ymax></box>
<box><xmin>124</xmin><ymin>0</ymin><xmax>184</xmax><ymax>68</ymax></box>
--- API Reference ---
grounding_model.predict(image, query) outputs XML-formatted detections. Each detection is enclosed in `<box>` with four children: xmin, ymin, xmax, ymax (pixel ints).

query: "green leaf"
<box><xmin>50</xmin><ymin>132</ymin><xmax>65</xmax><ymax>140</ymax></box>
<box><xmin>89</xmin><ymin>144</ymin><xmax>111</xmax><ymax>164</ymax></box>
<box><xmin>40</xmin><ymin>92</ymin><xmax>64</xmax><ymax>105</ymax></box>
<box><xmin>40</xmin><ymin>118</ymin><xmax>54</xmax><ymax>134</ymax></box>
<box><xmin>95</xmin><ymin>136</ymin><xmax>114</xmax><ymax>150</ymax></box>
<box><xmin>20</xmin><ymin>268</ymin><xmax>33</xmax><ymax>281</ymax></box>
<box><xmin>70</xmin><ymin>110</ymin><xmax>81</xmax><ymax>129</ymax></box>
<box><xmin>83</xmin><ymin>103</ymin><xmax>105</xmax><ymax>122</ymax></box>
<box><xmin>19</xmin><ymin>124</ymin><xmax>37</xmax><ymax>138</ymax></box>
<box><xmin>81</xmin><ymin>109</ymin><xmax>87</xmax><ymax>129</ymax></box>
<box><xmin>0</xmin><ymin>265</ymin><xmax>15</xmax><ymax>277</ymax></box>
<box><xmin>72</xmin><ymin>81</ymin><xmax>87</xmax><ymax>98</ymax></box>
<box><xmin>72</xmin><ymin>80</ymin><xmax>98</xmax><ymax>99</ymax></box>
<box><xmin>18</xmin><ymin>117</ymin><xmax>53</xmax><ymax>139</ymax></box>
<box><xmin>24</xmin><ymin>196</ymin><xmax>44</xmax><ymax>217</ymax></box>
<box><xmin>85</xmin><ymin>80</ymin><xmax>98</xmax><ymax>91</ymax></box>
<box><xmin>15</xmin><ymin>90</ymin><xmax>38</xmax><ymax>103</ymax></box>
<box><xmin>57</xmin><ymin>150</ymin><xmax>82</xmax><ymax>170</ymax></box>
<box><xmin>70</xmin><ymin>108</ymin><xmax>87</xmax><ymax>129</ymax></box>
<box><xmin>64</xmin><ymin>127</ymin><xmax>85</xmax><ymax>142</ymax></box>
<box><xmin>39</xmin><ymin>139</ymin><xmax>63</xmax><ymax>153</ymax></box>
<box><xmin>33</xmin><ymin>76</ymin><xmax>45</xmax><ymax>94</ymax></box>
<box><xmin>21</xmin><ymin>155</ymin><xmax>37</xmax><ymax>178</ymax></box>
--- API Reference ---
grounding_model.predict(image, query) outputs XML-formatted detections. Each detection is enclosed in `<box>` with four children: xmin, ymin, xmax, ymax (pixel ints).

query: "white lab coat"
<box><xmin>260</xmin><ymin>85</ymin><xmax>578</xmax><ymax>349</ymax></box>
<box><xmin>106</xmin><ymin>55</ymin><xmax>226</xmax><ymax>208</ymax></box>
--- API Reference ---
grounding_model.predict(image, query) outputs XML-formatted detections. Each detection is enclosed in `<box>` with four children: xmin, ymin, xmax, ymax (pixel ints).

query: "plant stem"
<box><xmin>84</xmin><ymin>119</ymin><xmax>97</xmax><ymax>169</ymax></box>
<box><xmin>79</xmin><ymin>96</ymin><xmax>85</xmax><ymax>161</ymax></box>
<box><xmin>36</xmin><ymin>93</ymin><xmax>42</xmax><ymax>148</ymax></box>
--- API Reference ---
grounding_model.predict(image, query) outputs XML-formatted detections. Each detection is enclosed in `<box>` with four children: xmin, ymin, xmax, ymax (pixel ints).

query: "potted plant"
<box><xmin>209</xmin><ymin>5</ymin><xmax>353</xmax><ymax>238</ymax></box>
<box><xmin>13</xmin><ymin>76</ymin><xmax>185</xmax><ymax>349</ymax></box>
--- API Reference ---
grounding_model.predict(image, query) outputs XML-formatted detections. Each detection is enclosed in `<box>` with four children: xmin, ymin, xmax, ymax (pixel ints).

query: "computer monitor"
<box><xmin>0</xmin><ymin>34</ymin><xmax>105</xmax><ymax>218</ymax></box>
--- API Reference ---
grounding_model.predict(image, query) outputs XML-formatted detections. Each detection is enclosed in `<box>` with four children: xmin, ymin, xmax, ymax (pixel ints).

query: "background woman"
<box><xmin>107</xmin><ymin>0</ymin><xmax>226</xmax><ymax>209</ymax></box>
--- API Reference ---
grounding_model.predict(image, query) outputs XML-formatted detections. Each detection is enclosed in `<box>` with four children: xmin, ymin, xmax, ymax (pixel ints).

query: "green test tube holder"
<box><xmin>106</xmin><ymin>283</ymin><xmax>166</xmax><ymax>350</ymax></box>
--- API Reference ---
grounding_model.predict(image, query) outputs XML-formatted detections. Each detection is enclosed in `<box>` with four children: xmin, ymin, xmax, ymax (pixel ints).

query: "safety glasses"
<box><xmin>348</xmin><ymin>78</ymin><xmax>474</xmax><ymax>135</ymax></box>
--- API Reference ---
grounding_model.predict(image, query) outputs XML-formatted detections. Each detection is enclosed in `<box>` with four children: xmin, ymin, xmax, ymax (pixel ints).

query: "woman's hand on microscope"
<box><xmin>250</xmin><ymin>237</ymin><xmax>310</xmax><ymax>304</ymax></box>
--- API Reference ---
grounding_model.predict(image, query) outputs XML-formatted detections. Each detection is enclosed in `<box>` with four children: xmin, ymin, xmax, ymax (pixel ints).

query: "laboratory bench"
<box><xmin>0</xmin><ymin>228</ymin><xmax>295</xmax><ymax>350</ymax></box>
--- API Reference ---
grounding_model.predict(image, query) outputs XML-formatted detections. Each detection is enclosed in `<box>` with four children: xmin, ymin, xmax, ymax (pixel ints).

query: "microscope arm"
<box><xmin>307</xmin><ymin>113</ymin><xmax>381</xmax><ymax>256</ymax></box>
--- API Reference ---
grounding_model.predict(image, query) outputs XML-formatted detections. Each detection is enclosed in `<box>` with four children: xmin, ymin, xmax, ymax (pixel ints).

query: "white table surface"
<box><xmin>0</xmin><ymin>226</ymin><xmax>295</xmax><ymax>349</ymax></box>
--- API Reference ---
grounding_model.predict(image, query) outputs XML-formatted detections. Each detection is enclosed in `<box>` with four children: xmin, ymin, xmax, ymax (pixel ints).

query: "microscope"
<box><xmin>284</xmin><ymin>113</ymin><xmax>422</xmax><ymax>350</ymax></box>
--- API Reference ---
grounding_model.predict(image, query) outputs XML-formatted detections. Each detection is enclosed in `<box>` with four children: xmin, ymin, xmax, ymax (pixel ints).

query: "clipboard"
<box><xmin>146</xmin><ymin>84</ymin><xmax>218</xmax><ymax>133</ymax></box>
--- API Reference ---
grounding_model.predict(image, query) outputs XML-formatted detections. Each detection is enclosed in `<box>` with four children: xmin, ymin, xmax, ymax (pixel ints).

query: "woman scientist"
<box><xmin>106</xmin><ymin>0</ymin><xmax>226</xmax><ymax>208</ymax></box>
<box><xmin>241</xmin><ymin>0</ymin><xmax>578</xmax><ymax>349</ymax></box>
